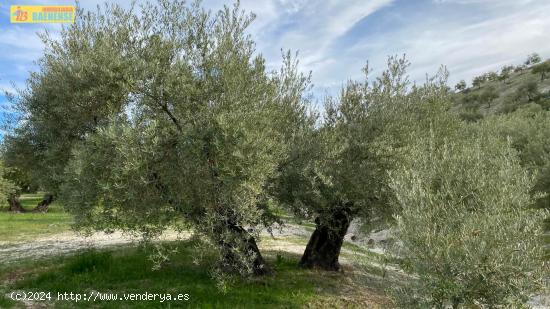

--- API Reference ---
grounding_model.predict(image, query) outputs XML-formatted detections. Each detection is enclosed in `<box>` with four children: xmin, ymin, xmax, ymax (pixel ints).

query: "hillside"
<box><xmin>452</xmin><ymin>60</ymin><xmax>550</xmax><ymax>120</ymax></box>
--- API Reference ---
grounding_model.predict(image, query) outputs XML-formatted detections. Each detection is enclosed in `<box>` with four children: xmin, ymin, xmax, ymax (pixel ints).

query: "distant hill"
<box><xmin>451</xmin><ymin>59</ymin><xmax>550</xmax><ymax>121</ymax></box>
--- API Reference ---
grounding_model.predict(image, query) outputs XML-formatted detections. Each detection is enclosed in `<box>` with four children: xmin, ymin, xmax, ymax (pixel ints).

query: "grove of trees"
<box><xmin>1</xmin><ymin>1</ymin><xmax>548</xmax><ymax>307</ymax></box>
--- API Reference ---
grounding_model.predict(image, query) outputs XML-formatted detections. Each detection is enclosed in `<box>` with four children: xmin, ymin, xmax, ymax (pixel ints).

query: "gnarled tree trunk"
<box><xmin>7</xmin><ymin>195</ymin><xmax>25</xmax><ymax>213</ymax></box>
<box><xmin>32</xmin><ymin>194</ymin><xmax>54</xmax><ymax>213</ymax></box>
<box><xmin>218</xmin><ymin>222</ymin><xmax>270</xmax><ymax>276</ymax></box>
<box><xmin>300</xmin><ymin>204</ymin><xmax>352</xmax><ymax>271</ymax></box>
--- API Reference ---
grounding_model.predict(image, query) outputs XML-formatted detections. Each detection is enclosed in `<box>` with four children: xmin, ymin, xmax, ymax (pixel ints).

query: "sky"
<box><xmin>0</xmin><ymin>0</ymin><xmax>549</xmax><ymax>111</ymax></box>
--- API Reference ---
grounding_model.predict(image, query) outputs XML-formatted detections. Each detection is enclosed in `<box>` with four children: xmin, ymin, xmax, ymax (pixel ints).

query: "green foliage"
<box><xmin>2</xmin><ymin>0</ymin><xmax>313</xmax><ymax>274</ymax></box>
<box><xmin>452</xmin><ymin>55</ymin><xmax>550</xmax><ymax>117</ymax></box>
<box><xmin>458</xmin><ymin>108</ymin><xmax>483</xmax><ymax>122</ymax></box>
<box><xmin>499</xmin><ymin>65</ymin><xmax>514</xmax><ymax>82</ymax></box>
<box><xmin>2</xmin><ymin>2</ymin><xmax>548</xmax><ymax>304</ymax></box>
<box><xmin>485</xmin><ymin>71</ymin><xmax>499</xmax><ymax>82</ymax></box>
<box><xmin>454</xmin><ymin>61</ymin><xmax>550</xmax><ymax>117</ymax></box>
<box><xmin>275</xmin><ymin>56</ymin><xmax>457</xmax><ymax>233</ymax></box>
<box><xmin>476</xmin><ymin>108</ymin><xmax>550</xmax><ymax>210</ymax></box>
<box><xmin>2</xmin><ymin>2</ymin><xmax>136</xmax><ymax>193</ymax></box>
<box><xmin>540</xmin><ymin>90</ymin><xmax>550</xmax><ymax>110</ymax></box>
<box><xmin>525</xmin><ymin>53</ymin><xmax>542</xmax><ymax>66</ymax></box>
<box><xmin>389</xmin><ymin>133</ymin><xmax>548</xmax><ymax>308</ymax></box>
<box><xmin>454</xmin><ymin>80</ymin><xmax>466</xmax><ymax>92</ymax></box>
<box><xmin>499</xmin><ymin>96</ymin><xmax>522</xmax><ymax>114</ymax></box>
<box><xmin>9</xmin><ymin>0</ymin><xmax>311</xmax><ymax>276</ymax></box>
<box><xmin>0</xmin><ymin>294</ymin><xmax>17</xmax><ymax>309</ymax></box>
<box><xmin>516</xmin><ymin>80</ymin><xmax>540</xmax><ymax>102</ymax></box>
<box><xmin>0</xmin><ymin>161</ymin><xmax>18</xmax><ymax>204</ymax></box>
<box><xmin>460</xmin><ymin>92</ymin><xmax>480</xmax><ymax>107</ymax></box>
<box><xmin>501</xmin><ymin>65</ymin><xmax>515</xmax><ymax>73</ymax></box>
<box><xmin>472</xmin><ymin>75</ymin><xmax>486</xmax><ymax>89</ymax></box>
<box><xmin>479</xmin><ymin>85</ymin><xmax>498</xmax><ymax>107</ymax></box>
<box><xmin>2</xmin><ymin>167</ymin><xmax>36</xmax><ymax>194</ymax></box>
<box><xmin>532</xmin><ymin>61</ymin><xmax>550</xmax><ymax>81</ymax></box>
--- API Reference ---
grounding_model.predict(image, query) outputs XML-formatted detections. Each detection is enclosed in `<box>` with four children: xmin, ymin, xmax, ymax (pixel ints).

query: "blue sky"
<box><xmin>1</xmin><ymin>0</ymin><xmax>549</xmax><ymax>112</ymax></box>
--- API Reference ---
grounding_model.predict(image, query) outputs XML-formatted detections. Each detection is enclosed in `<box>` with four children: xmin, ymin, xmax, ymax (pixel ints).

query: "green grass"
<box><xmin>0</xmin><ymin>294</ymin><xmax>18</xmax><ymax>308</ymax></box>
<box><xmin>0</xmin><ymin>193</ymin><xmax>73</xmax><ymax>242</ymax></box>
<box><xmin>342</xmin><ymin>241</ymin><xmax>382</xmax><ymax>259</ymax></box>
<box><xmin>0</xmin><ymin>196</ymin><xmax>391</xmax><ymax>307</ymax></box>
<box><xmin>0</xmin><ymin>239</ymin><xmax>389</xmax><ymax>308</ymax></box>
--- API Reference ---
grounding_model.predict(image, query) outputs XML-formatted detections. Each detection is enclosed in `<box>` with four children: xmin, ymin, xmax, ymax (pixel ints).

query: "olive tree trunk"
<box><xmin>32</xmin><ymin>194</ymin><xmax>54</xmax><ymax>213</ymax></box>
<box><xmin>7</xmin><ymin>195</ymin><xmax>25</xmax><ymax>213</ymax></box>
<box><xmin>218</xmin><ymin>222</ymin><xmax>270</xmax><ymax>276</ymax></box>
<box><xmin>299</xmin><ymin>205</ymin><xmax>352</xmax><ymax>271</ymax></box>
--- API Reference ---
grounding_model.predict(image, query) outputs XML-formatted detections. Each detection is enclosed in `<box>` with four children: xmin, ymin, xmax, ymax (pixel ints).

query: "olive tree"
<box><xmin>0</xmin><ymin>161</ymin><xmax>19</xmax><ymax>211</ymax></box>
<box><xmin>525</xmin><ymin>53</ymin><xmax>542</xmax><ymax>66</ymax></box>
<box><xmin>10</xmin><ymin>0</ymin><xmax>311</xmax><ymax>276</ymax></box>
<box><xmin>532</xmin><ymin>60</ymin><xmax>550</xmax><ymax>81</ymax></box>
<box><xmin>454</xmin><ymin>80</ymin><xmax>466</xmax><ymax>92</ymax></box>
<box><xmin>389</xmin><ymin>133</ymin><xmax>548</xmax><ymax>308</ymax></box>
<box><xmin>499</xmin><ymin>65</ymin><xmax>514</xmax><ymax>83</ymax></box>
<box><xmin>485</xmin><ymin>71</ymin><xmax>499</xmax><ymax>82</ymax></box>
<box><xmin>517</xmin><ymin>80</ymin><xmax>540</xmax><ymax>102</ymax></box>
<box><xmin>480</xmin><ymin>85</ymin><xmax>498</xmax><ymax>108</ymax></box>
<box><xmin>275</xmin><ymin>56</ymin><xmax>457</xmax><ymax>270</ymax></box>
<box><xmin>2</xmin><ymin>134</ymin><xmax>53</xmax><ymax>211</ymax></box>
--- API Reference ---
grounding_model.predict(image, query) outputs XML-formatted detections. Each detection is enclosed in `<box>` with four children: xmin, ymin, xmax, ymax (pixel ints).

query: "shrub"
<box><xmin>458</xmin><ymin>108</ymin><xmax>483</xmax><ymax>122</ymax></box>
<box><xmin>478</xmin><ymin>109</ymin><xmax>550</xmax><ymax>210</ymax></box>
<box><xmin>389</xmin><ymin>133</ymin><xmax>548</xmax><ymax>308</ymax></box>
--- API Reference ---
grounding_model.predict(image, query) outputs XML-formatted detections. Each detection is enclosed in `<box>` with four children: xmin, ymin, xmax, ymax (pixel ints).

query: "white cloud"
<box><xmin>0</xmin><ymin>0</ymin><xmax>549</xmax><ymax>99</ymax></box>
<box><xmin>376</xmin><ymin>1</ymin><xmax>550</xmax><ymax>86</ymax></box>
<box><xmin>267</xmin><ymin>0</ymin><xmax>394</xmax><ymax>69</ymax></box>
<box><xmin>0</xmin><ymin>27</ymin><xmax>45</xmax><ymax>59</ymax></box>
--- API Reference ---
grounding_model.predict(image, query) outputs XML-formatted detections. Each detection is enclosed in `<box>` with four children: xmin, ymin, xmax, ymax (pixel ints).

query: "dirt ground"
<box><xmin>1</xmin><ymin>221</ymin><xmax>547</xmax><ymax>308</ymax></box>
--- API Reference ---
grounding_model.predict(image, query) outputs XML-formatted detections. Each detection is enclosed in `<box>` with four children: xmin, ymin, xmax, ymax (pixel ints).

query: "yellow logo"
<box><xmin>10</xmin><ymin>5</ymin><xmax>75</xmax><ymax>23</ymax></box>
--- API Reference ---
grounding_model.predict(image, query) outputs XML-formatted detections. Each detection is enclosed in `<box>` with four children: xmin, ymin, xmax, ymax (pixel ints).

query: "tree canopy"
<box><xmin>7</xmin><ymin>0</ymin><xmax>312</xmax><ymax>276</ymax></box>
<box><xmin>2</xmin><ymin>2</ymin><xmax>547</xmax><ymax>305</ymax></box>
